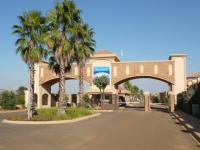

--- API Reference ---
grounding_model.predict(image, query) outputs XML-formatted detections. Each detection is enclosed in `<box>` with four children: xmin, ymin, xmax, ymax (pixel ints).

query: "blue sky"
<box><xmin>0</xmin><ymin>0</ymin><xmax>200</xmax><ymax>93</ymax></box>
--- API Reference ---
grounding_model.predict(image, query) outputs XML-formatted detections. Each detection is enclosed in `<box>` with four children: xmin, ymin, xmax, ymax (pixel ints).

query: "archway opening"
<box><xmin>50</xmin><ymin>79</ymin><xmax>90</xmax><ymax>107</ymax></box>
<box><xmin>116</xmin><ymin>77</ymin><xmax>172</xmax><ymax>112</ymax></box>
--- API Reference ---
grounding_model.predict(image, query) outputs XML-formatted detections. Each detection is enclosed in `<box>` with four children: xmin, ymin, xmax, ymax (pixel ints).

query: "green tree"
<box><xmin>0</xmin><ymin>91</ymin><xmax>16</xmax><ymax>110</ymax></box>
<box><xmin>48</xmin><ymin>54</ymin><xmax>72</xmax><ymax>102</ymax></box>
<box><xmin>43</xmin><ymin>0</ymin><xmax>81</xmax><ymax>114</ymax></box>
<box><xmin>124</xmin><ymin>81</ymin><xmax>132</xmax><ymax>91</ymax></box>
<box><xmin>93</xmin><ymin>75</ymin><xmax>109</xmax><ymax>102</ymax></box>
<box><xmin>73</xmin><ymin>22</ymin><xmax>95</xmax><ymax>106</ymax></box>
<box><xmin>83</xmin><ymin>93</ymin><xmax>91</xmax><ymax>108</ymax></box>
<box><xmin>13</xmin><ymin>11</ymin><xmax>46</xmax><ymax>119</ymax></box>
<box><xmin>151</xmin><ymin>95</ymin><xmax>159</xmax><ymax>103</ymax></box>
<box><xmin>124</xmin><ymin>81</ymin><xmax>140</xmax><ymax>100</ymax></box>
<box><xmin>16</xmin><ymin>86</ymin><xmax>28</xmax><ymax>106</ymax></box>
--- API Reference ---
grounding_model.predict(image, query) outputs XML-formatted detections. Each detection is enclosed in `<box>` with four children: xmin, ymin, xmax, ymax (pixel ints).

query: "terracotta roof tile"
<box><xmin>95</xmin><ymin>50</ymin><xmax>113</xmax><ymax>54</ymax></box>
<box><xmin>188</xmin><ymin>72</ymin><xmax>200</xmax><ymax>78</ymax></box>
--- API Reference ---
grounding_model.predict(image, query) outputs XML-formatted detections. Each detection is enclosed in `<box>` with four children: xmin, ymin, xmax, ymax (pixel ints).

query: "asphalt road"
<box><xmin>0</xmin><ymin>107</ymin><xmax>199</xmax><ymax>150</ymax></box>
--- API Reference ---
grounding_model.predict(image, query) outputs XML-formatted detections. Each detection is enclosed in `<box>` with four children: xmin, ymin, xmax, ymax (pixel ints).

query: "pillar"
<box><xmin>111</xmin><ymin>94</ymin><xmax>119</xmax><ymax>110</ymax></box>
<box><xmin>144</xmin><ymin>91</ymin><xmax>151</xmax><ymax>112</ymax></box>
<box><xmin>34</xmin><ymin>63</ymin><xmax>52</xmax><ymax>109</ymax></box>
<box><xmin>168</xmin><ymin>91</ymin><xmax>175</xmax><ymax>113</ymax></box>
<box><xmin>169</xmin><ymin>54</ymin><xmax>187</xmax><ymax>104</ymax></box>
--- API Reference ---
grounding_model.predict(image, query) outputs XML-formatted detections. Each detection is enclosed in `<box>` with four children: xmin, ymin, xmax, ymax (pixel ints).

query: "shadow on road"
<box><xmin>151</xmin><ymin>106</ymin><xmax>169</xmax><ymax>113</ymax></box>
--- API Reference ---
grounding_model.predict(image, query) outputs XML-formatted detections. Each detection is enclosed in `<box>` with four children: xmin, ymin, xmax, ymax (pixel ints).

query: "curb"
<box><xmin>0</xmin><ymin>109</ymin><xmax>26</xmax><ymax>114</ymax></box>
<box><xmin>171</xmin><ymin>112</ymin><xmax>200</xmax><ymax>143</ymax></box>
<box><xmin>90</xmin><ymin>110</ymin><xmax>114</xmax><ymax>113</ymax></box>
<box><xmin>2</xmin><ymin>113</ymin><xmax>101</xmax><ymax>125</ymax></box>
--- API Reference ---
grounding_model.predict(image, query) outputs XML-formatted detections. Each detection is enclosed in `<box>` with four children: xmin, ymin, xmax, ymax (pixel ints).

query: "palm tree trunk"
<box><xmin>28</xmin><ymin>63</ymin><xmax>35</xmax><ymax>120</ymax></box>
<box><xmin>58</xmin><ymin>57</ymin><xmax>66</xmax><ymax>115</ymax></box>
<box><xmin>79</xmin><ymin>63</ymin><xmax>84</xmax><ymax>107</ymax></box>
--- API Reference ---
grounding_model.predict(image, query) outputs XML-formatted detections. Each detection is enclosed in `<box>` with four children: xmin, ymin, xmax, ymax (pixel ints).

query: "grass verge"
<box><xmin>7</xmin><ymin>107</ymin><xmax>92</xmax><ymax>121</ymax></box>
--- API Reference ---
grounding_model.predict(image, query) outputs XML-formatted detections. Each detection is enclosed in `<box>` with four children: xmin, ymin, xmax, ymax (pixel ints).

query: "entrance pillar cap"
<box><xmin>168</xmin><ymin>91</ymin><xmax>174</xmax><ymax>95</ymax></box>
<box><xmin>169</xmin><ymin>54</ymin><xmax>187</xmax><ymax>60</ymax></box>
<box><xmin>144</xmin><ymin>91</ymin><xmax>150</xmax><ymax>95</ymax></box>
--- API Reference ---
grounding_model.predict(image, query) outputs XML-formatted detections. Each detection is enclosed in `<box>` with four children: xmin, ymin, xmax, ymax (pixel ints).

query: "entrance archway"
<box><xmin>116</xmin><ymin>76</ymin><xmax>173</xmax><ymax>112</ymax></box>
<box><xmin>28</xmin><ymin>50</ymin><xmax>186</xmax><ymax>113</ymax></box>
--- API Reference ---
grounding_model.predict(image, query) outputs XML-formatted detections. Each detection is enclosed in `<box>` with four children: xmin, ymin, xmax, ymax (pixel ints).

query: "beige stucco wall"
<box><xmin>170</xmin><ymin>54</ymin><xmax>187</xmax><ymax>103</ymax></box>
<box><xmin>24</xmin><ymin>52</ymin><xmax>187</xmax><ymax>108</ymax></box>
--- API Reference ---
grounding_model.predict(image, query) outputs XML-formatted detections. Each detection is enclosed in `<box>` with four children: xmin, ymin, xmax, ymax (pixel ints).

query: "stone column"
<box><xmin>144</xmin><ymin>91</ymin><xmax>151</xmax><ymax>112</ymax></box>
<box><xmin>111</xmin><ymin>94</ymin><xmax>119</xmax><ymax>110</ymax></box>
<box><xmin>168</xmin><ymin>91</ymin><xmax>175</xmax><ymax>113</ymax></box>
<box><xmin>111</xmin><ymin>94</ymin><xmax>116</xmax><ymax>105</ymax></box>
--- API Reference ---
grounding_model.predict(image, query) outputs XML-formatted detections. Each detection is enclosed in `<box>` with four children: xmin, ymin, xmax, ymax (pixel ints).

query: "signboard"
<box><xmin>93</xmin><ymin>66</ymin><xmax>110</xmax><ymax>83</ymax></box>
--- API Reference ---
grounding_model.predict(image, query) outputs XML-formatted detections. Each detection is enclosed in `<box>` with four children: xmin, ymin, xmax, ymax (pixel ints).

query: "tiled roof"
<box><xmin>95</xmin><ymin>50</ymin><xmax>113</xmax><ymax>54</ymax></box>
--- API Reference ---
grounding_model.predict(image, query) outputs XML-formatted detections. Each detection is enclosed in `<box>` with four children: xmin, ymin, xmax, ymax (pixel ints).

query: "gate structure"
<box><xmin>25</xmin><ymin>50</ymin><xmax>187</xmax><ymax>112</ymax></box>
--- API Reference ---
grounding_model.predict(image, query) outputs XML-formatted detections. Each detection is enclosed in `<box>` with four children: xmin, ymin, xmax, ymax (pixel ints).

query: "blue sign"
<box><xmin>93</xmin><ymin>66</ymin><xmax>110</xmax><ymax>81</ymax></box>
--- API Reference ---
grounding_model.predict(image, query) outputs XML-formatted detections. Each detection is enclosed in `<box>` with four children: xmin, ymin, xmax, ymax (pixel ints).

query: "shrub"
<box><xmin>151</xmin><ymin>96</ymin><xmax>159</xmax><ymax>103</ymax></box>
<box><xmin>177</xmin><ymin>85</ymin><xmax>200</xmax><ymax>118</ymax></box>
<box><xmin>8</xmin><ymin>107</ymin><xmax>92</xmax><ymax>121</ymax></box>
<box><xmin>16</xmin><ymin>95</ymin><xmax>25</xmax><ymax>105</ymax></box>
<box><xmin>33</xmin><ymin>107</ymin><xmax>65</xmax><ymax>121</ymax></box>
<box><xmin>65</xmin><ymin>107</ymin><xmax>91</xmax><ymax>119</ymax></box>
<box><xmin>0</xmin><ymin>91</ymin><xmax>16</xmax><ymax>110</ymax></box>
<box><xmin>83</xmin><ymin>93</ymin><xmax>91</xmax><ymax>107</ymax></box>
<box><xmin>164</xmin><ymin>97</ymin><xmax>168</xmax><ymax>105</ymax></box>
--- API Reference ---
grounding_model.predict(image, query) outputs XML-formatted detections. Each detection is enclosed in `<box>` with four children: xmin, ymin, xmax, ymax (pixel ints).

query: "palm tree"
<box><xmin>13</xmin><ymin>11</ymin><xmax>46</xmax><ymax>120</ymax></box>
<box><xmin>48</xmin><ymin>54</ymin><xmax>71</xmax><ymax>103</ymax></box>
<box><xmin>44</xmin><ymin>0</ymin><xmax>81</xmax><ymax>114</ymax></box>
<box><xmin>73</xmin><ymin>22</ymin><xmax>95</xmax><ymax>106</ymax></box>
<box><xmin>124</xmin><ymin>81</ymin><xmax>140</xmax><ymax>100</ymax></box>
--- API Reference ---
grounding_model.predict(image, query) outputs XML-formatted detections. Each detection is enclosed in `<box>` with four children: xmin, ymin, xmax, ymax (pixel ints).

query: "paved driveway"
<box><xmin>0</xmin><ymin>108</ymin><xmax>199</xmax><ymax>150</ymax></box>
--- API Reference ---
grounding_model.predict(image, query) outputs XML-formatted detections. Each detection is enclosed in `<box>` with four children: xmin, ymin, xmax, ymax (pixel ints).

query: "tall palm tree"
<box><xmin>44</xmin><ymin>0</ymin><xmax>81</xmax><ymax>114</ymax></box>
<box><xmin>48</xmin><ymin>54</ymin><xmax>71</xmax><ymax>103</ymax></box>
<box><xmin>73</xmin><ymin>23</ymin><xmax>95</xmax><ymax>106</ymax></box>
<box><xmin>13</xmin><ymin>11</ymin><xmax>46</xmax><ymax>120</ymax></box>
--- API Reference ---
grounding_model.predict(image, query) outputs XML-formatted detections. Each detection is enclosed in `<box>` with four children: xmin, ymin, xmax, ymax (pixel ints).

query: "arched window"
<box><xmin>42</xmin><ymin>94</ymin><xmax>48</xmax><ymax>105</ymax></box>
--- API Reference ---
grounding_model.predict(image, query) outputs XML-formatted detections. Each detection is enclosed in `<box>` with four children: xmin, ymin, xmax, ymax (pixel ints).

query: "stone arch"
<box><xmin>114</xmin><ymin>75</ymin><xmax>174</xmax><ymax>88</ymax></box>
<box><xmin>42</xmin><ymin>94</ymin><xmax>48</xmax><ymax>105</ymax></box>
<box><xmin>41</xmin><ymin>76</ymin><xmax>78</xmax><ymax>86</ymax></box>
<box><xmin>41</xmin><ymin>76</ymin><xmax>91</xmax><ymax>88</ymax></box>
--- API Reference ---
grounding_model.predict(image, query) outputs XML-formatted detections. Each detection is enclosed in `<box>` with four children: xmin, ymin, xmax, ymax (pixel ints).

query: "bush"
<box><xmin>31</xmin><ymin>108</ymin><xmax>67</xmax><ymax>121</ymax></box>
<box><xmin>37</xmin><ymin>107</ymin><xmax>58</xmax><ymax>118</ymax></box>
<box><xmin>65</xmin><ymin>107</ymin><xmax>91</xmax><ymax>119</ymax></box>
<box><xmin>8</xmin><ymin>107</ymin><xmax>92</xmax><ymax>121</ymax></box>
<box><xmin>151</xmin><ymin>96</ymin><xmax>159</xmax><ymax>103</ymax></box>
<box><xmin>0</xmin><ymin>91</ymin><xmax>16</xmax><ymax>110</ymax></box>
<box><xmin>177</xmin><ymin>84</ymin><xmax>200</xmax><ymax>118</ymax></box>
<box><xmin>16</xmin><ymin>86</ymin><xmax>27</xmax><ymax>106</ymax></box>
<box><xmin>83</xmin><ymin>93</ymin><xmax>91</xmax><ymax>107</ymax></box>
<box><xmin>164</xmin><ymin>97</ymin><xmax>168</xmax><ymax>105</ymax></box>
<box><xmin>16</xmin><ymin>95</ymin><xmax>25</xmax><ymax>105</ymax></box>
